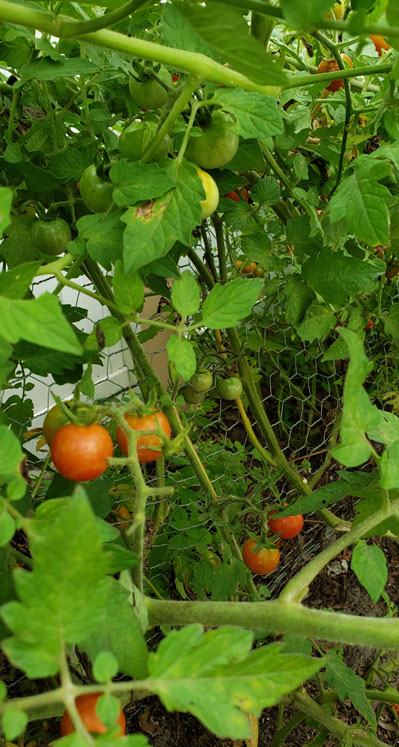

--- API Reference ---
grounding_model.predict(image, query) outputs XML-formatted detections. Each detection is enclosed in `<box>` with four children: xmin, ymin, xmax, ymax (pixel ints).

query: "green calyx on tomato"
<box><xmin>216</xmin><ymin>376</ymin><xmax>243</xmax><ymax>400</ymax></box>
<box><xmin>190</xmin><ymin>369</ymin><xmax>213</xmax><ymax>392</ymax></box>
<box><xmin>186</xmin><ymin>111</ymin><xmax>239</xmax><ymax>170</ymax></box>
<box><xmin>129</xmin><ymin>68</ymin><xmax>171</xmax><ymax>110</ymax></box>
<box><xmin>118</xmin><ymin>121</ymin><xmax>172</xmax><ymax>162</ymax></box>
<box><xmin>79</xmin><ymin>164</ymin><xmax>114</xmax><ymax>213</ymax></box>
<box><xmin>32</xmin><ymin>218</ymin><xmax>71</xmax><ymax>256</ymax></box>
<box><xmin>196</xmin><ymin>168</ymin><xmax>219</xmax><ymax>220</ymax></box>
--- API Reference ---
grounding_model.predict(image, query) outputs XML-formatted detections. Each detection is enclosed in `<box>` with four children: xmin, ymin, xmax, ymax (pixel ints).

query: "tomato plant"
<box><xmin>197</xmin><ymin>168</ymin><xmax>219</xmax><ymax>219</ymax></box>
<box><xmin>216</xmin><ymin>376</ymin><xmax>243</xmax><ymax>400</ymax></box>
<box><xmin>242</xmin><ymin>538</ymin><xmax>280</xmax><ymax>575</ymax></box>
<box><xmin>117</xmin><ymin>410</ymin><xmax>171</xmax><ymax>462</ymax></box>
<box><xmin>129</xmin><ymin>69</ymin><xmax>171</xmax><ymax>109</ymax></box>
<box><xmin>32</xmin><ymin>218</ymin><xmax>71</xmax><ymax>256</ymax></box>
<box><xmin>186</xmin><ymin>112</ymin><xmax>239</xmax><ymax>169</ymax></box>
<box><xmin>79</xmin><ymin>165</ymin><xmax>114</xmax><ymax>213</ymax></box>
<box><xmin>60</xmin><ymin>693</ymin><xmax>126</xmax><ymax>737</ymax></box>
<box><xmin>51</xmin><ymin>423</ymin><xmax>113</xmax><ymax>481</ymax></box>
<box><xmin>268</xmin><ymin>510</ymin><xmax>304</xmax><ymax>539</ymax></box>
<box><xmin>118</xmin><ymin>121</ymin><xmax>172</xmax><ymax>162</ymax></box>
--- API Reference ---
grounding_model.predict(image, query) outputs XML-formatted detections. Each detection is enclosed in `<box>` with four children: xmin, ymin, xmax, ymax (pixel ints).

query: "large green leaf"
<box><xmin>1</xmin><ymin>490</ymin><xmax>109</xmax><ymax>678</ymax></box>
<box><xmin>328</xmin><ymin>159</ymin><xmax>392</xmax><ymax>246</ymax></box>
<box><xmin>212</xmin><ymin>89</ymin><xmax>283</xmax><ymax>139</ymax></box>
<box><xmin>331</xmin><ymin>329</ymin><xmax>381</xmax><ymax>467</ymax></box>
<box><xmin>148</xmin><ymin>625</ymin><xmax>323</xmax><ymax>739</ymax></box>
<box><xmin>301</xmin><ymin>250</ymin><xmax>383</xmax><ymax>306</ymax></box>
<box><xmin>176</xmin><ymin>1</ymin><xmax>287</xmax><ymax>87</ymax></box>
<box><xmin>0</xmin><ymin>294</ymin><xmax>82</xmax><ymax>355</ymax></box>
<box><xmin>201</xmin><ymin>278</ymin><xmax>263</xmax><ymax>329</ymax></box>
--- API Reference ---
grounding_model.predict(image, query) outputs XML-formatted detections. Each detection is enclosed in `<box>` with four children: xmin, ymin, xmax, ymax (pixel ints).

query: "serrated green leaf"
<box><xmin>113</xmin><ymin>260</ymin><xmax>144</xmax><ymax>314</ymax></box>
<box><xmin>0</xmin><ymin>294</ymin><xmax>83</xmax><ymax>355</ymax></box>
<box><xmin>212</xmin><ymin>89</ymin><xmax>283</xmax><ymax>139</ymax></box>
<box><xmin>331</xmin><ymin>329</ymin><xmax>381</xmax><ymax>467</ymax></box>
<box><xmin>171</xmin><ymin>271</ymin><xmax>201</xmax><ymax>317</ymax></box>
<box><xmin>281</xmin><ymin>0</ymin><xmax>335</xmax><ymax>29</ymax></box>
<box><xmin>1</xmin><ymin>490</ymin><xmax>109</xmax><ymax>677</ymax></box>
<box><xmin>201</xmin><ymin>278</ymin><xmax>262</xmax><ymax>329</ymax></box>
<box><xmin>296</xmin><ymin>301</ymin><xmax>335</xmax><ymax>342</ymax></box>
<box><xmin>326</xmin><ymin>654</ymin><xmax>376</xmax><ymax>726</ymax></box>
<box><xmin>81</xmin><ymin>578</ymin><xmax>148</xmax><ymax>680</ymax></box>
<box><xmin>147</xmin><ymin>625</ymin><xmax>323</xmax><ymax>739</ymax></box>
<box><xmin>93</xmin><ymin>651</ymin><xmax>119</xmax><ymax>682</ymax></box>
<box><xmin>177</xmin><ymin>2</ymin><xmax>287</xmax><ymax>87</ymax></box>
<box><xmin>167</xmin><ymin>336</ymin><xmax>196</xmax><ymax>381</ymax></box>
<box><xmin>328</xmin><ymin>160</ymin><xmax>391</xmax><ymax>246</ymax></box>
<box><xmin>351</xmin><ymin>540</ymin><xmax>387</xmax><ymax>603</ymax></box>
<box><xmin>301</xmin><ymin>250</ymin><xmax>383</xmax><ymax>306</ymax></box>
<box><xmin>2</xmin><ymin>707</ymin><xmax>28</xmax><ymax>740</ymax></box>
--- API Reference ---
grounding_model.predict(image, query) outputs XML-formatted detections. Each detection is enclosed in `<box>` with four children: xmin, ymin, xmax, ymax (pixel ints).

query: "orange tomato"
<box><xmin>242</xmin><ymin>538</ymin><xmax>280</xmax><ymax>575</ymax></box>
<box><xmin>116</xmin><ymin>411</ymin><xmax>171</xmax><ymax>463</ymax></box>
<box><xmin>369</xmin><ymin>35</ymin><xmax>390</xmax><ymax>56</ymax></box>
<box><xmin>61</xmin><ymin>693</ymin><xmax>125</xmax><ymax>737</ymax></box>
<box><xmin>51</xmin><ymin>424</ymin><xmax>113</xmax><ymax>482</ymax></box>
<box><xmin>317</xmin><ymin>54</ymin><xmax>353</xmax><ymax>92</ymax></box>
<box><xmin>235</xmin><ymin>260</ymin><xmax>257</xmax><ymax>275</ymax></box>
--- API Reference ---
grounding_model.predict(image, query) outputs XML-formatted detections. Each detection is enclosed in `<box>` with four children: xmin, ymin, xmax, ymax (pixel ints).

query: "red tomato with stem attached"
<box><xmin>60</xmin><ymin>693</ymin><xmax>126</xmax><ymax>737</ymax></box>
<box><xmin>242</xmin><ymin>538</ymin><xmax>280</xmax><ymax>575</ymax></box>
<box><xmin>268</xmin><ymin>509</ymin><xmax>304</xmax><ymax>539</ymax></box>
<box><xmin>116</xmin><ymin>411</ymin><xmax>171</xmax><ymax>463</ymax></box>
<box><xmin>51</xmin><ymin>424</ymin><xmax>113</xmax><ymax>481</ymax></box>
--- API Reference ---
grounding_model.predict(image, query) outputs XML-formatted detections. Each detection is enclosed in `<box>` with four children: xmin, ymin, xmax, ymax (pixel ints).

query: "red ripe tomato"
<box><xmin>268</xmin><ymin>510</ymin><xmax>304</xmax><ymax>539</ymax></box>
<box><xmin>369</xmin><ymin>35</ymin><xmax>390</xmax><ymax>56</ymax></box>
<box><xmin>60</xmin><ymin>693</ymin><xmax>126</xmax><ymax>737</ymax></box>
<box><xmin>364</xmin><ymin>319</ymin><xmax>374</xmax><ymax>331</ymax></box>
<box><xmin>224</xmin><ymin>186</ymin><xmax>250</xmax><ymax>202</ymax></box>
<box><xmin>242</xmin><ymin>538</ymin><xmax>280</xmax><ymax>575</ymax></box>
<box><xmin>317</xmin><ymin>54</ymin><xmax>353</xmax><ymax>92</ymax></box>
<box><xmin>51</xmin><ymin>424</ymin><xmax>113</xmax><ymax>481</ymax></box>
<box><xmin>116</xmin><ymin>411</ymin><xmax>171</xmax><ymax>463</ymax></box>
<box><xmin>172</xmin><ymin>73</ymin><xmax>179</xmax><ymax>82</ymax></box>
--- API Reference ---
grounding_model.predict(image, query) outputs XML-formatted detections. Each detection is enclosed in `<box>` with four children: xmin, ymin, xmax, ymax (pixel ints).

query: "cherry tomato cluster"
<box><xmin>242</xmin><ymin>507</ymin><xmax>303</xmax><ymax>576</ymax></box>
<box><xmin>235</xmin><ymin>260</ymin><xmax>265</xmax><ymax>278</ymax></box>
<box><xmin>44</xmin><ymin>403</ymin><xmax>171</xmax><ymax>481</ymax></box>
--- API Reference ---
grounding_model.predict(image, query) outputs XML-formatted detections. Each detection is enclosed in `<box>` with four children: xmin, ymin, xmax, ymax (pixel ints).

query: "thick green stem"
<box><xmin>285</xmin><ymin>63</ymin><xmax>393</xmax><ymax>90</ymax></box>
<box><xmin>61</xmin><ymin>0</ymin><xmax>149</xmax><ymax>37</ymax></box>
<box><xmin>146</xmin><ymin>596</ymin><xmax>399</xmax><ymax>649</ymax></box>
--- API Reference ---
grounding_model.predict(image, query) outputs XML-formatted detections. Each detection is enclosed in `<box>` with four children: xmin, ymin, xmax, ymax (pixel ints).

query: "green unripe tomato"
<box><xmin>189</xmin><ymin>369</ymin><xmax>213</xmax><ymax>392</ymax></box>
<box><xmin>197</xmin><ymin>168</ymin><xmax>219</xmax><ymax>220</ymax></box>
<box><xmin>118</xmin><ymin>121</ymin><xmax>172</xmax><ymax>162</ymax></box>
<box><xmin>186</xmin><ymin>112</ymin><xmax>239</xmax><ymax>170</ymax></box>
<box><xmin>32</xmin><ymin>218</ymin><xmax>71</xmax><ymax>256</ymax></box>
<box><xmin>79</xmin><ymin>165</ymin><xmax>114</xmax><ymax>213</ymax></box>
<box><xmin>129</xmin><ymin>69</ymin><xmax>171</xmax><ymax>110</ymax></box>
<box><xmin>216</xmin><ymin>376</ymin><xmax>243</xmax><ymax>401</ymax></box>
<box><xmin>182</xmin><ymin>385</ymin><xmax>202</xmax><ymax>404</ymax></box>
